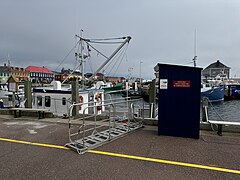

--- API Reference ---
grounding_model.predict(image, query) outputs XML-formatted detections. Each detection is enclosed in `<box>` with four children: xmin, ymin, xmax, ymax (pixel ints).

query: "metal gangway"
<box><xmin>65</xmin><ymin>95</ymin><xmax>144</xmax><ymax>154</ymax></box>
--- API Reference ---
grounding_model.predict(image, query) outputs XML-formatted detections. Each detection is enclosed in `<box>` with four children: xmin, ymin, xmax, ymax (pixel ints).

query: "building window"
<box><xmin>37</xmin><ymin>96</ymin><xmax>42</xmax><ymax>106</ymax></box>
<box><xmin>62</xmin><ymin>97</ymin><xmax>66</xmax><ymax>105</ymax></box>
<box><xmin>45</xmin><ymin>96</ymin><xmax>51</xmax><ymax>107</ymax></box>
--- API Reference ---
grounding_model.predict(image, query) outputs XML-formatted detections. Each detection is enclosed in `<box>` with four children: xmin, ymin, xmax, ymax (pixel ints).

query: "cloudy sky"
<box><xmin>1</xmin><ymin>0</ymin><xmax>240</xmax><ymax>79</ymax></box>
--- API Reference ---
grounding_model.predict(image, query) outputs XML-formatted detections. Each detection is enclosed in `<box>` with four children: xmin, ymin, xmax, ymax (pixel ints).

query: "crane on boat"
<box><xmin>75</xmin><ymin>35</ymin><xmax>131</xmax><ymax>81</ymax></box>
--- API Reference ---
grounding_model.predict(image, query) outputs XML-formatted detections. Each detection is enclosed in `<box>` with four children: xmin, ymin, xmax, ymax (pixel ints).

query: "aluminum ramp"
<box><xmin>65</xmin><ymin>122</ymin><xmax>142</xmax><ymax>154</ymax></box>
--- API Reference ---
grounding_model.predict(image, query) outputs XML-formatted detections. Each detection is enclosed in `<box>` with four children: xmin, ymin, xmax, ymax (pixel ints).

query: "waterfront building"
<box><xmin>54</xmin><ymin>72</ymin><xmax>69</xmax><ymax>82</ymax></box>
<box><xmin>54</xmin><ymin>68</ymin><xmax>82</xmax><ymax>82</ymax></box>
<box><xmin>0</xmin><ymin>66</ymin><xmax>9</xmax><ymax>83</ymax></box>
<box><xmin>202</xmin><ymin>60</ymin><xmax>230</xmax><ymax>79</ymax></box>
<box><xmin>26</xmin><ymin>66</ymin><xmax>54</xmax><ymax>83</ymax></box>
<box><xmin>105</xmin><ymin>76</ymin><xmax>125</xmax><ymax>84</ymax></box>
<box><xmin>0</xmin><ymin>63</ymin><xmax>29</xmax><ymax>83</ymax></box>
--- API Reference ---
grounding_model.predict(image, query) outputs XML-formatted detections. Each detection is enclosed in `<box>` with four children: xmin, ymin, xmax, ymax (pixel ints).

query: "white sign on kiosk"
<box><xmin>160</xmin><ymin>79</ymin><xmax>168</xmax><ymax>89</ymax></box>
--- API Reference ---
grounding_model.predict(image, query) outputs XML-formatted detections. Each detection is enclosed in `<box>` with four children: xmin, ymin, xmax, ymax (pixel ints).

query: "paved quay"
<box><xmin>0</xmin><ymin>115</ymin><xmax>240</xmax><ymax>180</ymax></box>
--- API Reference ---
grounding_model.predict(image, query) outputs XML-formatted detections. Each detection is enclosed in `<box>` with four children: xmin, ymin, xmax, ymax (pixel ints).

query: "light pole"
<box><xmin>128</xmin><ymin>67</ymin><xmax>133</xmax><ymax>81</ymax></box>
<box><xmin>140</xmin><ymin>61</ymin><xmax>143</xmax><ymax>84</ymax></box>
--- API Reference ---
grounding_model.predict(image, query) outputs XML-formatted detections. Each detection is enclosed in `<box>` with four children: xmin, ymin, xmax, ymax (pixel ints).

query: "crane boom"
<box><xmin>89</xmin><ymin>36</ymin><xmax>131</xmax><ymax>80</ymax></box>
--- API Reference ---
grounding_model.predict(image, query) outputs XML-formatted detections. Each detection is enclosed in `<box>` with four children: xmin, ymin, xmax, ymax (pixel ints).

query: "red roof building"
<box><xmin>26</xmin><ymin>66</ymin><xmax>53</xmax><ymax>74</ymax></box>
<box><xmin>26</xmin><ymin>66</ymin><xmax>54</xmax><ymax>83</ymax></box>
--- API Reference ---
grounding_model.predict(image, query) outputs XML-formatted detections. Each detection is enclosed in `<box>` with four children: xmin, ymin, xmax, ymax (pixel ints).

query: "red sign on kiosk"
<box><xmin>173</xmin><ymin>80</ymin><xmax>190</xmax><ymax>88</ymax></box>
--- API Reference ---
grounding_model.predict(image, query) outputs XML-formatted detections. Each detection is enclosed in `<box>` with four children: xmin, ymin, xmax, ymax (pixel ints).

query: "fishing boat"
<box><xmin>201</xmin><ymin>83</ymin><xmax>224</xmax><ymax>102</ymax></box>
<box><xmin>205</xmin><ymin>72</ymin><xmax>240</xmax><ymax>101</ymax></box>
<box><xmin>102</xmin><ymin>83</ymin><xmax>123</xmax><ymax>92</ymax></box>
<box><xmin>224</xmin><ymin>83</ymin><xmax>240</xmax><ymax>100</ymax></box>
<box><xmin>32</xmin><ymin>34</ymin><xmax>131</xmax><ymax>116</ymax></box>
<box><xmin>32</xmin><ymin>81</ymin><xmax>104</xmax><ymax>116</ymax></box>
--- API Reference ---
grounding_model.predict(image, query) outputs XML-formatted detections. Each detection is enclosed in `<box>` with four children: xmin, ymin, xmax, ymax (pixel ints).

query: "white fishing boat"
<box><xmin>32</xmin><ymin>81</ymin><xmax>104</xmax><ymax>116</ymax></box>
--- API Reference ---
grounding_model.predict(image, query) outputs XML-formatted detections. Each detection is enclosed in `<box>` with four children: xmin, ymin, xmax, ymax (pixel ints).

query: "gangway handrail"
<box><xmin>66</xmin><ymin>97</ymin><xmax>143</xmax><ymax>154</ymax></box>
<box><xmin>130</xmin><ymin>103</ymin><xmax>144</xmax><ymax>125</ymax></box>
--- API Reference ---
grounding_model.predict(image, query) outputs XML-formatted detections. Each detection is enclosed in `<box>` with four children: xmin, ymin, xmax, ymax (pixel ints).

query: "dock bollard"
<box><xmin>217</xmin><ymin>125</ymin><xmax>223</xmax><ymax>136</ymax></box>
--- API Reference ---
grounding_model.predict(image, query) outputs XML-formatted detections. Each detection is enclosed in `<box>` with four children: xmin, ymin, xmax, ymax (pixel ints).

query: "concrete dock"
<box><xmin>0</xmin><ymin>115</ymin><xmax>239</xmax><ymax>180</ymax></box>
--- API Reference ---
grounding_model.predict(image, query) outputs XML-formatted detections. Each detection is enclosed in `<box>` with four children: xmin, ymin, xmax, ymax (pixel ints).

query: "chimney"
<box><xmin>216</xmin><ymin>59</ymin><xmax>220</xmax><ymax>67</ymax></box>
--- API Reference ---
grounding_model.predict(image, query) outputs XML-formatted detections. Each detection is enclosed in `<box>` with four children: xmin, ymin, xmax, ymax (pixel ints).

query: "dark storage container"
<box><xmin>155</xmin><ymin>63</ymin><xmax>202</xmax><ymax>139</ymax></box>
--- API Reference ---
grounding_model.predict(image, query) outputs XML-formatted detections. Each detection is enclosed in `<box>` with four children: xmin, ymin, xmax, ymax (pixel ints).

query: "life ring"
<box><xmin>95</xmin><ymin>93</ymin><xmax>102</xmax><ymax>111</ymax></box>
<box><xmin>95</xmin><ymin>93</ymin><xmax>102</xmax><ymax>101</ymax></box>
<box><xmin>79</xmin><ymin>95</ymin><xmax>84</xmax><ymax>110</ymax></box>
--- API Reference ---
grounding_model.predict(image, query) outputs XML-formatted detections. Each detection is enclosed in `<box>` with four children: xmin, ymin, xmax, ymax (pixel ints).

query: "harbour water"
<box><xmin>207</xmin><ymin>100</ymin><xmax>240</xmax><ymax>122</ymax></box>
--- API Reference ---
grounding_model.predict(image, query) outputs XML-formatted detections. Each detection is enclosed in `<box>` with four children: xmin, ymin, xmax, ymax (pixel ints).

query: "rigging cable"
<box><xmin>83</xmin><ymin>41</ymin><xmax>94</xmax><ymax>73</ymax></box>
<box><xmin>113</xmin><ymin>44</ymin><xmax>128</xmax><ymax>76</ymax></box>
<box><xmin>87</xmin><ymin>56</ymin><xmax>94</xmax><ymax>73</ymax></box>
<box><xmin>104</xmin><ymin>46</ymin><xmax>123</xmax><ymax>71</ymax></box>
<box><xmin>54</xmin><ymin>39</ymin><xmax>80</xmax><ymax>72</ymax></box>
<box><xmin>74</xmin><ymin>37</ymin><xmax>81</xmax><ymax>70</ymax></box>
<box><xmin>78</xmin><ymin>36</ymin><xmax>129</xmax><ymax>77</ymax></box>
<box><xmin>103</xmin><ymin>40</ymin><xmax>129</xmax><ymax>71</ymax></box>
<box><xmin>112</xmin><ymin>44</ymin><xmax>129</xmax><ymax>77</ymax></box>
<box><xmin>106</xmin><ymin>43</ymin><xmax>129</xmax><ymax>76</ymax></box>
<box><xmin>85</xmin><ymin>41</ymin><xmax>108</xmax><ymax>59</ymax></box>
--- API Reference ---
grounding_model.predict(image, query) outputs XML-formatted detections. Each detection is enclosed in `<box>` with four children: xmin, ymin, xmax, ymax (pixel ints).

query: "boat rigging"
<box><xmin>74</xmin><ymin>35</ymin><xmax>131</xmax><ymax>81</ymax></box>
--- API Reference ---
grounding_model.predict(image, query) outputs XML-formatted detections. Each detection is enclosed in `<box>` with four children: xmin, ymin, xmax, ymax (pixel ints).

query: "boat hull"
<box><xmin>201</xmin><ymin>86</ymin><xmax>224</xmax><ymax>102</ymax></box>
<box><xmin>224</xmin><ymin>84</ymin><xmax>240</xmax><ymax>100</ymax></box>
<box><xmin>103</xmin><ymin>83</ymin><xmax>123</xmax><ymax>92</ymax></box>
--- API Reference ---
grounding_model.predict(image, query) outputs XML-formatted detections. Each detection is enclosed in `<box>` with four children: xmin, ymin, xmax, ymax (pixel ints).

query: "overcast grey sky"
<box><xmin>1</xmin><ymin>0</ymin><xmax>240</xmax><ymax>79</ymax></box>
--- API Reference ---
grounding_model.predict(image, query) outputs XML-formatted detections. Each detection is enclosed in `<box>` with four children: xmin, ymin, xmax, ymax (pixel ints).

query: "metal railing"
<box><xmin>66</xmin><ymin>96</ymin><xmax>144</xmax><ymax>154</ymax></box>
<box><xmin>202</xmin><ymin>97</ymin><xmax>240</xmax><ymax>135</ymax></box>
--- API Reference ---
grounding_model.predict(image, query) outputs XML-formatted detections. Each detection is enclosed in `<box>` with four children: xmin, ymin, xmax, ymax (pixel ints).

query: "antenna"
<box><xmin>192</xmin><ymin>29</ymin><xmax>197</xmax><ymax>67</ymax></box>
<box><xmin>7</xmin><ymin>53</ymin><xmax>11</xmax><ymax>67</ymax></box>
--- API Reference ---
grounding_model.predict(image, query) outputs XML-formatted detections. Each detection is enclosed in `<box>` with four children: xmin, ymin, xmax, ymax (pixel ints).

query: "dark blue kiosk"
<box><xmin>154</xmin><ymin>63</ymin><xmax>202</xmax><ymax>139</ymax></box>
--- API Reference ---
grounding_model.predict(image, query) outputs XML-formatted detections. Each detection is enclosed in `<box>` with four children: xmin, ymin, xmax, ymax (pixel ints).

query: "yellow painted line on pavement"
<box><xmin>88</xmin><ymin>150</ymin><xmax>240</xmax><ymax>175</ymax></box>
<box><xmin>0</xmin><ymin>137</ymin><xmax>240</xmax><ymax>175</ymax></box>
<box><xmin>0</xmin><ymin>137</ymin><xmax>69</xmax><ymax>150</ymax></box>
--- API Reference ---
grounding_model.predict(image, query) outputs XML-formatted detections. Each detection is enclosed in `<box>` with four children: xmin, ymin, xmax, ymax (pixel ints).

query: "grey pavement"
<box><xmin>0</xmin><ymin>116</ymin><xmax>240</xmax><ymax>180</ymax></box>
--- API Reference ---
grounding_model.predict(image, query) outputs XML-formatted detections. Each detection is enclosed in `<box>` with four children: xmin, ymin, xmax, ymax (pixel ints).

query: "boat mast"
<box><xmin>192</xmin><ymin>29</ymin><xmax>197</xmax><ymax>67</ymax></box>
<box><xmin>80</xmin><ymin>29</ymin><xmax>85</xmax><ymax>87</ymax></box>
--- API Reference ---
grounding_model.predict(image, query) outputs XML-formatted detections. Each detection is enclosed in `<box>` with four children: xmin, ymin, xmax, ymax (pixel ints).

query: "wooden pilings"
<box><xmin>71</xmin><ymin>78</ymin><xmax>79</xmax><ymax>116</ymax></box>
<box><xmin>202</xmin><ymin>97</ymin><xmax>208</xmax><ymax>122</ymax></box>
<box><xmin>24</xmin><ymin>80</ymin><xmax>32</xmax><ymax>108</ymax></box>
<box><xmin>149</xmin><ymin>79</ymin><xmax>156</xmax><ymax>118</ymax></box>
